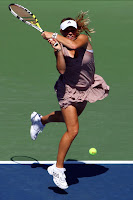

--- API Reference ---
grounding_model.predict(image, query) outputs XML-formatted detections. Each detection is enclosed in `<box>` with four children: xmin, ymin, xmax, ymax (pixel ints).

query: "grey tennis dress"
<box><xmin>54</xmin><ymin>45</ymin><xmax>110</xmax><ymax>109</ymax></box>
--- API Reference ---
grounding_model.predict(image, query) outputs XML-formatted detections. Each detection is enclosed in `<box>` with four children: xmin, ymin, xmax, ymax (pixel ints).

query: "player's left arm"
<box><xmin>56</xmin><ymin>34</ymin><xmax>89</xmax><ymax>49</ymax></box>
<box><xmin>41</xmin><ymin>32</ymin><xmax>89</xmax><ymax>50</ymax></box>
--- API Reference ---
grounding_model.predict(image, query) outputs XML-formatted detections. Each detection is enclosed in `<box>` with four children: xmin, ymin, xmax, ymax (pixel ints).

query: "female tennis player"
<box><xmin>30</xmin><ymin>11</ymin><xmax>109</xmax><ymax>189</ymax></box>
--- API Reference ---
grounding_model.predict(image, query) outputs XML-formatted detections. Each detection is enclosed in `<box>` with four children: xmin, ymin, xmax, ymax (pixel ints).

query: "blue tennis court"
<box><xmin>0</xmin><ymin>162</ymin><xmax>133</xmax><ymax>200</ymax></box>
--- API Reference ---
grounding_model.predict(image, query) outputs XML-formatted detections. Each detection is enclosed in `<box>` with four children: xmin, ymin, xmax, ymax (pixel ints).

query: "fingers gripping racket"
<box><xmin>8</xmin><ymin>4</ymin><xmax>58</xmax><ymax>46</ymax></box>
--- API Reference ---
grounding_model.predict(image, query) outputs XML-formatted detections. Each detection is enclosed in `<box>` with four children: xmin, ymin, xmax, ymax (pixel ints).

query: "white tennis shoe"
<box><xmin>30</xmin><ymin>111</ymin><xmax>45</xmax><ymax>140</ymax></box>
<box><xmin>47</xmin><ymin>164</ymin><xmax>68</xmax><ymax>190</ymax></box>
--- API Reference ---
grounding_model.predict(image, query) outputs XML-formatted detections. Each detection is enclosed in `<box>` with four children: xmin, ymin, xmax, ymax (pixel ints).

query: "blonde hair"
<box><xmin>75</xmin><ymin>11</ymin><xmax>95</xmax><ymax>41</ymax></box>
<box><xmin>60</xmin><ymin>11</ymin><xmax>95</xmax><ymax>41</ymax></box>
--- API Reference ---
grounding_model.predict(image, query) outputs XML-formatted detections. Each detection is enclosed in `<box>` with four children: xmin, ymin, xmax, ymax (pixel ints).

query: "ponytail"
<box><xmin>75</xmin><ymin>11</ymin><xmax>95</xmax><ymax>41</ymax></box>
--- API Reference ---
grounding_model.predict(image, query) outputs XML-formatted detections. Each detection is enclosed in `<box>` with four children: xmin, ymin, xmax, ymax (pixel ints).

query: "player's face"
<box><xmin>61</xmin><ymin>27</ymin><xmax>77</xmax><ymax>40</ymax></box>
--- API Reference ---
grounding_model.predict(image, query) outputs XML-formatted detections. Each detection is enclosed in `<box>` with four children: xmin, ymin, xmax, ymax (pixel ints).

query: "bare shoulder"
<box><xmin>77</xmin><ymin>34</ymin><xmax>92</xmax><ymax>49</ymax></box>
<box><xmin>77</xmin><ymin>34</ymin><xmax>89</xmax><ymax>40</ymax></box>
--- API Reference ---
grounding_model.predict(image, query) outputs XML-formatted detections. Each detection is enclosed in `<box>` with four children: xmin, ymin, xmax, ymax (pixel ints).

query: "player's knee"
<box><xmin>68</xmin><ymin>127</ymin><xmax>79</xmax><ymax>139</ymax></box>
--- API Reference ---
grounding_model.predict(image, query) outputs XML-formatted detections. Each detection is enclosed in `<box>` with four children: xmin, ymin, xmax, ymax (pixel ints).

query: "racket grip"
<box><xmin>54</xmin><ymin>42</ymin><xmax>58</xmax><ymax>47</ymax></box>
<box><xmin>49</xmin><ymin>39</ymin><xmax>58</xmax><ymax>47</ymax></box>
<box><xmin>48</xmin><ymin>38</ymin><xmax>59</xmax><ymax>48</ymax></box>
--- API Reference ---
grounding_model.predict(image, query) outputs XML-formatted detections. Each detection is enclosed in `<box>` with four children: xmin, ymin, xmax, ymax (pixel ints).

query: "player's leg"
<box><xmin>41</xmin><ymin>101</ymin><xmax>87</xmax><ymax>125</ymax></box>
<box><xmin>55</xmin><ymin>101</ymin><xmax>87</xmax><ymax>167</ymax></box>
<box><xmin>56</xmin><ymin>105</ymin><xmax>79</xmax><ymax>168</ymax></box>
<box><xmin>47</xmin><ymin>105</ymin><xmax>79</xmax><ymax>189</ymax></box>
<box><xmin>30</xmin><ymin>110</ymin><xmax>64</xmax><ymax>140</ymax></box>
<box><xmin>41</xmin><ymin>111</ymin><xmax>64</xmax><ymax>125</ymax></box>
<box><xmin>30</xmin><ymin>101</ymin><xmax>87</xmax><ymax>140</ymax></box>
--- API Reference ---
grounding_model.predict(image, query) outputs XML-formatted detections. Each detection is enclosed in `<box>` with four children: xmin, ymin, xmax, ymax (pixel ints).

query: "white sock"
<box><xmin>56</xmin><ymin>166</ymin><xmax>65</xmax><ymax>172</ymax></box>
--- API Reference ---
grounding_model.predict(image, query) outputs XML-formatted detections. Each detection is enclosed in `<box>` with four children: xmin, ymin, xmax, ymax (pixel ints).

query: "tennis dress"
<box><xmin>54</xmin><ymin>45</ymin><xmax>110</xmax><ymax>109</ymax></box>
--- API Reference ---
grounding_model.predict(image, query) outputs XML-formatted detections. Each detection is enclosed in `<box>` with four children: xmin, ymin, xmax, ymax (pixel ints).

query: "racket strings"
<box><xmin>10</xmin><ymin>5</ymin><xmax>37</xmax><ymax>25</ymax></box>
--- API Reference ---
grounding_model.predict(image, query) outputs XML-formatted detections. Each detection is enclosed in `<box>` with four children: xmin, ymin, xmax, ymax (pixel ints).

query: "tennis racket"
<box><xmin>8</xmin><ymin>3</ymin><xmax>58</xmax><ymax>46</ymax></box>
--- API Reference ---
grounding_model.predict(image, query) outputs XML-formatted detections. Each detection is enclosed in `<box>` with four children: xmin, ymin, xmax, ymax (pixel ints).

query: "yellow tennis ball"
<box><xmin>89</xmin><ymin>148</ymin><xmax>97</xmax><ymax>155</ymax></box>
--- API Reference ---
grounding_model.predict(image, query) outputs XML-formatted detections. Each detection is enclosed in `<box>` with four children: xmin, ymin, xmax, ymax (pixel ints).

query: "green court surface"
<box><xmin>0</xmin><ymin>1</ymin><xmax>133</xmax><ymax>161</ymax></box>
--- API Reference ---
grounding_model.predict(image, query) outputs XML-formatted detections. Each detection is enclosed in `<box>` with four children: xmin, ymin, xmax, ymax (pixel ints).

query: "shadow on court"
<box><xmin>31</xmin><ymin>159</ymin><xmax>109</xmax><ymax>194</ymax></box>
<box><xmin>0</xmin><ymin>156</ymin><xmax>131</xmax><ymax>199</ymax></box>
<box><xmin>10</xmin><ymin>156</ymin><xmax>109</xmax><ymax>194</ymax></box>
<box><xmin>65</xmin><ymin>161</ymin><xmax>109</xmax><ymax>186</ymax></box>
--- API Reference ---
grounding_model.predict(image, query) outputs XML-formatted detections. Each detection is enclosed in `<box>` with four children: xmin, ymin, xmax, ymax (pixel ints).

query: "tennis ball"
<box><xmin>89</xmin><ymin>148</ymin><xmax>97</xmax><ymax>155</ymax></box>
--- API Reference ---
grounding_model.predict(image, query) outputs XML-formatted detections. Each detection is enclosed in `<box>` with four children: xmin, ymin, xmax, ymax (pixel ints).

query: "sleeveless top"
<box><xmin>61</xmin><ymin>45</ymin><xmax>95</xmax><ymax>91</ymax></box>
<box><xmin>55</xmin><ymin>45</ymin><xmax>110</xmax><ymax>108</ymax></box>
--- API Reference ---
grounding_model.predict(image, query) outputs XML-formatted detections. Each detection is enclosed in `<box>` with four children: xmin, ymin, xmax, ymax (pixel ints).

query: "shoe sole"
<box><xmin>30</xmin><ymin>112</ymin><xmax>38</xmax><ymax>140</ymax></box>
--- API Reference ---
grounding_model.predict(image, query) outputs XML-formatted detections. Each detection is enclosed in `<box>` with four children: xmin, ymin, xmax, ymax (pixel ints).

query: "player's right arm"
<box><xmin>48</xmin><ymin>39</ymin><xmax>66</xmax><ymax>74</ymax></box>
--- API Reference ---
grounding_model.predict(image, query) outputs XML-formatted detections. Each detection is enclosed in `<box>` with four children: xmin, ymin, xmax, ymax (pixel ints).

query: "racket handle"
<box><xmin>41</xmin><ymin>32</ymin><xmax>58</xmax><ymax>46</ymax></box>
<box><xmin>49</xmin><ymin>39</ymin><xmax>58</xmax><ymax>47</ymax></box>
<box><xmin>54</xmin><ymin>42</ymin><xmax>58</xmax><ymax>47</ymax></box>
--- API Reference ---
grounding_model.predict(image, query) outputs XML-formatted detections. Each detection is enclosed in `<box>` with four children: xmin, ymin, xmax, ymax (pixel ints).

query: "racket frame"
<box><xmin>8</xmin><ymin>3</ymin><xmax>59</xmax><ymax>46</ymax></box>
<box><xmin>8</xmin><ymin>3</ymin><xmax>43</xmax><ymax>33</ymax></box>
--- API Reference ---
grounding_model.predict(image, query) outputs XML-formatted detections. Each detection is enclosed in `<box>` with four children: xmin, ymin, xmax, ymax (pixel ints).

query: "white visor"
<box><xmin>60</xmin><ymin>20</ymin><xmax>77</xmax><ymax>30</ymax></box>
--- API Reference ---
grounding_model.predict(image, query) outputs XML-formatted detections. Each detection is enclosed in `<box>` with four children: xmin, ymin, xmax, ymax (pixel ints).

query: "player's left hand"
<box><xmin>48</xmin><ymin>39</ymin><xmax>61</xmax><ymax>51</ymax></box>
<box><xmin>41</xmin><ymin>31</ymin><xmax>53</xmax><ymax>40</ymax></box>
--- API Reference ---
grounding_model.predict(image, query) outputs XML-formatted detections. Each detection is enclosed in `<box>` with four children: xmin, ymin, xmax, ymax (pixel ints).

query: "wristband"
<box><xmin>52</xmin><ymin>32</ymin><xmax>58</xmax><ymax>39</ymax></box>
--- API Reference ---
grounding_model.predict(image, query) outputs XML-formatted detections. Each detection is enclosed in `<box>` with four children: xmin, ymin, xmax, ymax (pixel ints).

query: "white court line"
<box><xmin>0</xmin><ymin>161</ymin><xmax>133</xmax><ymax>164</ymax></box>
